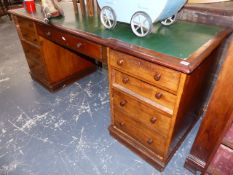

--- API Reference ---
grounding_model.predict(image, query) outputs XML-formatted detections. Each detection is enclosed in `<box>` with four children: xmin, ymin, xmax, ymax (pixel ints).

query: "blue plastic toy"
<box><xmin>97</xmin><ymin>0</ymin><xmax>187</xmax><ymax>37</ymax></box>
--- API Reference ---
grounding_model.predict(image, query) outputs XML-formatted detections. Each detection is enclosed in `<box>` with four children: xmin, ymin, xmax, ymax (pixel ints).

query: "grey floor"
<box><xmin>0</xmin><ymin>16</ymin><xmax>198</xmax><ymax>175</ymax></box>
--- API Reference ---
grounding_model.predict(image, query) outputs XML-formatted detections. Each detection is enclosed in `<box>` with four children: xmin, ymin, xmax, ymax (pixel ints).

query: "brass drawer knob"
<box><xmin>150</xmin><ymin>117</ymin><xmax>157</xmax><ymax>124</ymax></box>
<box><xmin>155</xmin><ymin>92</ymin><xmax>163</xmax><ymax>99</ymax></box>
<box><xmin>119</xmin><ymin>122</ymin><xmax>125</xmax><ymax>126</ymax></box>
<box><xmin>120</xmin><ymin>100</ymin><xmax>127</xmax><ymax>107</ymax></box>
<box><xmin>154</xmin><ymin>73</ymin><xmax>161</xmax><ymax>81</ymax></box>
<box><xmin>147</xmin><ymin>138</ymin><xmax>153</xmax><ymax>145</ymax></box>
<box><xmin>122</xmin><ymin>77</ymin><xmax>129</xmax><ymax>84</ymax></box>
<box><xmin>117</xmin><ymin>59</ymin><xmax>124</xmax><ymax>66</ymax></box>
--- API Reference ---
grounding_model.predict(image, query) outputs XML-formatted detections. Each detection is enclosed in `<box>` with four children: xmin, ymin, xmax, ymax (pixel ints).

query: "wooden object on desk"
<box><xmin>8</xmin><ymin>3</ymin><xmax>231</xmax><ymax>171</ymax></box>
<box><xmin>12</xmin><ymin>15</ymin><xmax>96</xmax><ymax>91</ymax></box>
<box><xmin>184</xmin><ymin>35</ymin><xmax>233</xmax><ymax>174</ymax></box>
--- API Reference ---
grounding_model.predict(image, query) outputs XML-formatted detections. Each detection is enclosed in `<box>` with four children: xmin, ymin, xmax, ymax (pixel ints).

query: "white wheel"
<box><xmin>161</xmin><ymin>15</ymin><xmax>177</xmax><ymax>26</ymax></box>
<box><xmin>130</xmin><ymin>12</ymin><xmax>152</xmax><ymax>37</ymax></box>
<box><xmin>100</xmin><ymin>6</ymin><xmax>117</xmax><ymax>29</ymax></box>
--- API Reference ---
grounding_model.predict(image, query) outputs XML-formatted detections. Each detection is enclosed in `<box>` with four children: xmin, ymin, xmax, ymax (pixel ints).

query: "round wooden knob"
<box><xmin>150</xmin><ymin>117</ymin><xmax>157</xmax><ymax>124</ymax></box>
<box><xmin>155</xmin><ymin>92</ymin><xmax>163</xmax><ymax>99</ymax></box>
<box><xmin>122</xmin><ymin>77</ymin><xmax>129</xmax><ymax>84</ymax></box>
<box><xmin>120</xmin><ymin>100</ymin><xmax>127</xmax><ymax>107</ymax></box>
<box><xmin>46</xmin><ymin>31</ymin><xmax>51</xmax><ymax>36</ymax></box>
<box><xmin>147</xmin><ymin>138</ymin><xmax>153</xmax><ymax>145</ymax></box>
<box><xmin>119</xmin><ymin>122</ymin><xmax>125</xmax><ymax>126</ymax></box>
<box><xmin>154</xmin><ymin>73</ymin><xmax>161</xmax><ymax>81</ymax></box>
<box><xmin>77</xmin><ymin>43</ymin><xmax>82</xmax><ymax>48</ymax></box>
<box><xmin>117</xmin><ymin>59</ymin><xmax>124</xmax><ymax>66</ymax></box>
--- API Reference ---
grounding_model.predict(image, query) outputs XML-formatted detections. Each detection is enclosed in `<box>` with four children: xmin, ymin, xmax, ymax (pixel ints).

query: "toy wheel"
<box><xmin>130</xmin><ymin>12</ymin><xmax>152</xmax><ymax>37</ymax></box>
<box><xmin>161</xmin><ymin>15</ymin><xmax>177</xmax><ymax>26</ymax></box>
<box><xmin>100</xmin><ymin>6</ymin><xmax>117</xmax><ymax>29</ymax></box>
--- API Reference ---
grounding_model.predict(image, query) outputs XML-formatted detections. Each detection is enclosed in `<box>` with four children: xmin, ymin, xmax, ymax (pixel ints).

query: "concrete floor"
<box><xmin>0</xmin><ymin>16</ymin><xmax>198</xmax><ymax>175</ymax></box>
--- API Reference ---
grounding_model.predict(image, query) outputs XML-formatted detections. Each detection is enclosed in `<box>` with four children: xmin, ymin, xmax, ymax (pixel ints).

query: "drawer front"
<box><xmin>114</xmin><ymin>109</ymin><xmax>166</xmax><ymax>159</ymax></box>
<box><xmin>113</xmin><ymin>89</ymin><xmax>171</xmax><ymax>137</ymax></box>
<box><xmin>109</xmin><ymin>50</ymin><xmax>181</xmax><ymax>93</ymax></box>
<box><xmin>113</xmin><ymin>70</ymin><xmax>177</xmax><ymax>111</ymax></box>
<box><xmin>17</xmin><ymin>17</ymin><xmax>39</xmax><ymax>45</ymax></box>
<box><xmin>22</xmin><ymin>41</ymin><xmax>42</xmax><ymax>63</ymax></box>
<box><xmin>27</xmin><ymin>57</ymin><xmax>47</xmax><ymax>80</ymax></box>
<box><xmin>37</xmin><ymin>24</ymin><xmax>103</xmax><ymax>60</ymax></box>
<box><xmin>21</xmin><ymin>41</ymin><xmax>47</xmax><ymax>80</ymax></box>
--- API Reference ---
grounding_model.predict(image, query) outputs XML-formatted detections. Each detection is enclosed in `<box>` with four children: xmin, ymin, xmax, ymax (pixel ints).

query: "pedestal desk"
<box><xmin>8</xmin><ymin>3</ymin><xmax>231</xmax><ymax>171</ymax></box>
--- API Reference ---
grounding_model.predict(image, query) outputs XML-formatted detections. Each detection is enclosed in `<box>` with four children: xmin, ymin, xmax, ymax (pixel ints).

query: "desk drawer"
<box><xmin>37</xmin><ymin>24</ymin><xmax>103</xmax><ymax>60</ymax></box>
<box><xmin>113</xmin><ymin>70</ymin><xmax>177</xmax><ymax>112</ymax></box>
<box><xmin>17</xmin><ymin>17</ymin><xmax>39</xmax><ymax>45</ymax></box>
<box><xmin>114</xmin><ymin>109</ymin><xmax>166</xmax><ymax>159</ymax></box>
<box><xmin>22</xmin><ymin>41</ymin><xmax>42</xmax><ymax>63</ymax></box>
<box><xmin>113</xmin><ymin>89</ymin><xmax>171</xmax><ymax>138</ymax></box>
<box><xmin>27</xmin><ymin>58</ymin><xmax>47</xmax><ymax>80</ymax></box>
<box><xmin>109</xmin><ymin>50</ymin><xmax>181</xmax><ymax>93</ymax></box>
<box><xmin>22</xmin><ymin>41</ymin><xmax>48</xmax><ymax>80</ymax></box>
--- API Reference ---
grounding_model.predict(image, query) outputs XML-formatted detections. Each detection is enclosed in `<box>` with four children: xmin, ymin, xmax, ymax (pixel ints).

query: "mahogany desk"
<box><xmin>8</xmin><ymin>2</ymin><xmax>231</xmax><ymax>171</ymax></box>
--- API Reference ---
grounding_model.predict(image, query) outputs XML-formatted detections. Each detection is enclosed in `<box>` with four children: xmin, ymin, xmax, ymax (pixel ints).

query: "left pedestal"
<box><xmin>13</xmin><ymin>15</ymin><xmax>96</xmax><ymax>91</ymax></box>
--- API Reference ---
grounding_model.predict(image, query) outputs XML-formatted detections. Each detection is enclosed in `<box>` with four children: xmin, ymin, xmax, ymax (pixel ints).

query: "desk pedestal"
<box><xmin>13</xmin><ymin>16</ymin><xmax>96</xmax><ymax>91</ymax></box>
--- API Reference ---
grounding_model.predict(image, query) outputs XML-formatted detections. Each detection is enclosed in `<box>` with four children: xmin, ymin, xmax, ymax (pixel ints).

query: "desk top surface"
<box><xmin>9</xmin><ymin>2</ymin><xmax>231</xmax><ymax>73</ymax></box>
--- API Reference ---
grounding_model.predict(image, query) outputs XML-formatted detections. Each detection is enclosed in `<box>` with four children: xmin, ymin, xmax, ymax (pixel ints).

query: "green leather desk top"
<box><xmin>9</xmin><ymin>2</ymin><xmax>231</xmax><ymax>73</ymax></box>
